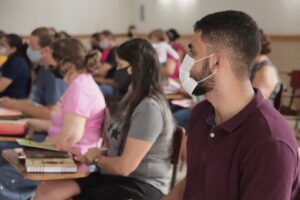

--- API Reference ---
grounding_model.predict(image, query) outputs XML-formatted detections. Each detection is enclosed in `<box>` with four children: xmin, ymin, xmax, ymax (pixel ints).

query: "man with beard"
<box><xmin>163</xmin><ymin>10</ymin><xmax>299</xmax><ymax>200</ymax></box>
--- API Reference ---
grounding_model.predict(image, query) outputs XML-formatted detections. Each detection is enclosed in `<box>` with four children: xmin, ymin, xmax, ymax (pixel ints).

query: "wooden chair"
<box><xmin>170</xmin><ymin>126</ymin><xmax>185</xmax><ymax>189</ymax></box>
<box><xmin>274</xmin><ymin>82</ymin><xmax>300</xmax><ymax>132</ymax></box>
<box><xmin>287</xmin><ymin>70</ymin><xmax>300</xmax><ymax>108</ymax></box>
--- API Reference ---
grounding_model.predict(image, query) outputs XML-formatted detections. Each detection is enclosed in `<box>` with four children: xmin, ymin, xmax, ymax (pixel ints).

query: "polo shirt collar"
<box><xmin>206</xmin><ymin>88</ymin><xmax>264</xmax><ymax>134</ymax></box>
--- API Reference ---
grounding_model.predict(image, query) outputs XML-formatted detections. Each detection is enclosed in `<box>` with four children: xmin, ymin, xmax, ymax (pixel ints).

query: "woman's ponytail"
<box><xmin>85</xmin><ymin>50</ymin><xmax>102</xmax><ymax>73</ymax></box>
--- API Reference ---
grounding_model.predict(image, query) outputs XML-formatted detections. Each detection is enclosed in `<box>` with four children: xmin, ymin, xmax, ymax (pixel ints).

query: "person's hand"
<box><xmin>0</xmin><ymin>97</ymin><xmax>21</xmax><ymax>110</ymax></box>
<box><xmin>74</xmin><ymin>147</ymin><xmax>101</xmax><ymax>165</ymax></box>
<box><xmin>92</xmin><ymin>76</ymin><xmax>106</xmax><ymax>84</ymax></box>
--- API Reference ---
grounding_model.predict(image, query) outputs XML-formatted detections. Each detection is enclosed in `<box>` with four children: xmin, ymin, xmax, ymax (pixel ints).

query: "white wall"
<box><xmin>0</xmin><ymin>0</ymin><xmax>300</xmax><ymax>35</ymax></box>
<box><xmin>130</xmin><ymin>0</ymin><xmax>300</xmax><ymax>34</ymax></box>
<box><xmin>0</xmin><ymin>0</ymin><xmax>131</xmax><ymax>35</ymax></box>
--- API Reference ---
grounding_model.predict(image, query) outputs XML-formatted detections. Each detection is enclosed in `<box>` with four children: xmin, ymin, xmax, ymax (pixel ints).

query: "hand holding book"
<box><xmin>74</xmin><ymin>147</ymin><xmax>107</xmax><ymax>165</ymax></box>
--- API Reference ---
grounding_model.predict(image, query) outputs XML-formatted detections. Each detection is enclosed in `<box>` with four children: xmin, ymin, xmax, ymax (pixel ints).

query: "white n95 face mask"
<box><xmin>179</xmin><ymin>54</ymin><xmax>215</xmax><ymax>96</ymax></box>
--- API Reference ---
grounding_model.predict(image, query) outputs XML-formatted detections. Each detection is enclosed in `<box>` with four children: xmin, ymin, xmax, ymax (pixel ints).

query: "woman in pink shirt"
<box><xmin>26</xmin><ymin>38</ymin><xmax>106</xmax><ymax>154</ymax></box>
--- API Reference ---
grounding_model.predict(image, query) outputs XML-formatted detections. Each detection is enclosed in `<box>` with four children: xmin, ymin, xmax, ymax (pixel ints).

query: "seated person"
<box><xmin>149</xmin><ymin>29</ymin><xmax>180</xmax><ymax>80</ymax></box>
<box><xmin>0</xmin><ymin>31</ymin><xmax>7</xmax><ymax>67</ymax></box>
<box><xmin>56</xmin><ymin>31</ymin><xmax>71</xmax><ymax>39</ymax></box>
<box><xmin>0</xmin><ymin>34</ymin><xmax>31</xmax><ymax>99</ymax></box>
<box><xmin>149</xmin><ymin>29</ymin><xmax>179</xmax><ymax>65</ymax></box>
<box><xmin>166</xmin><ymin>28</ymin><xmax>187</xmax><ymax>62</ymax></box>
<box><xmin>93</xmin><ymin>30</ymin><xmax>119</xmax><ymax>96</ymax></box>
<box><xmin>33</xmin><ymin>38</ymin><xmax>175</xmax><ymax>200</ymax></box>
<box><xmin>127</xmin><ymin>25</ymin><xmax>138</xmax><ymax>39</ymax></box>
<box><xmin>251</xmin><ymin>29</ymin><xmax>280</xmax><ymax>106</ymax></box>
<box><xmin>0</xmin><ymin>38</ymin><xmax>107</xmax><ymax>200</ymax></box>
<box><xmin>27</xmin><ymin>38</ymin><xmax>106</xmax><ymax>153</ymax></box>
<box><xmin>0</xmin><ymin>27</ymin><xmax>67</xmax><ymax>119</ymax></box>
<box><xmin>0</xmin><ymin>27</ymin><xmax>67</xmax><ymax>200</ymax></box>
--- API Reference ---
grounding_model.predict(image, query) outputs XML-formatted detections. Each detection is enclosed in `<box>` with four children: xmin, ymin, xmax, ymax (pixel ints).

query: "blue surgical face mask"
<box><xmin>26</xmin><ymin>47</ymin><xmax>42</xmax><ymax>63</ymax></box>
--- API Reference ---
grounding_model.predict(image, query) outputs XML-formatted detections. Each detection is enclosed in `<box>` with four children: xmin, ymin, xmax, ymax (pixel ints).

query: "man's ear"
<box><xmin>213</xmin><ymin>52</ymin><xmax>224</xmax><ymax>69</ymax></box>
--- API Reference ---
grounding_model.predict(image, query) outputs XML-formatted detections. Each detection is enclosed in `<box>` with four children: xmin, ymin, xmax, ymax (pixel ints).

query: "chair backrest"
<box><xmin>291</xmin><ymin>70</ymin><xmax>300</xmax><ymax>89</ymax></box>
<box><xmin>171</xmin><ymin>126</ymin><xmax>185</xmax><ymax>166</ymax></box>
<box><xmin>170</xmin><ymin>126</ymin><xmax>185</xmax><ymax>190</ymax></box>
<box><xmin>274</xmin><ymin>83</ymin><xmax>284</xmax><ymax>111</ymax></box>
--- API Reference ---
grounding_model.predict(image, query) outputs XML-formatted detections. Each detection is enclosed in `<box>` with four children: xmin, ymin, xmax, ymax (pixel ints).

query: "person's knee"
<box><xmin>35</xmin><ymin>180</ymin><xmax>80</xmax><ymax>200</ymax></box>
<box><xmin>34</xmin><ymin>182</ymin><xmax>60</xmax><ymax>200</ymax></box>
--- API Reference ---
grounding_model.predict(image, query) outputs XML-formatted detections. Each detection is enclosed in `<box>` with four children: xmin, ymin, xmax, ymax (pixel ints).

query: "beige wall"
<box><xmin>0</xmin><ymin>0</ymin><xmax>131</xmax><ymax>34</ymax></box>
<box><xmin>131</xmin><ymin>0</ymin><xmax>300</xmax><ymax>34</ymax></box>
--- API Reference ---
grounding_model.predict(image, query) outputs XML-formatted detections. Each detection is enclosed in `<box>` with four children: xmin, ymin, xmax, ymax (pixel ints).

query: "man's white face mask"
<box><xmin>179</xmin><ymin>54</ymin><xmax>216</xmax><ymax>96</ymax></box>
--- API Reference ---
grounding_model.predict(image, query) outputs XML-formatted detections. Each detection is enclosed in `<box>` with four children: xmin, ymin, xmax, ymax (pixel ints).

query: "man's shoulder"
<box><xmin>241</xmin><ymin>101</ymin><xmax>297</xmax><ymax>153</ymax></box>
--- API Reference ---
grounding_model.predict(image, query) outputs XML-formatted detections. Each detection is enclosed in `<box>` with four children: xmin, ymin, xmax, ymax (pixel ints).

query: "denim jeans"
<box><xmin>0</xmin><ymin>133</ymin><xmax>46</xmax><ymax>200</ymax></box>
<box><xmin>173</xmin><ymin>108</ymin><xmax>191</xmax><ymax>127</ymax></box>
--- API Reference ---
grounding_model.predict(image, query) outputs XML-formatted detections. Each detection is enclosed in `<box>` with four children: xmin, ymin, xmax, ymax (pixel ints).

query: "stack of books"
<box><xmin>0</xmin><ymin>107</ymin><xmax>25</xmax><ymax>136</ymax></box>
<box><xmin>16</xmin><ymin>139</ymin><xmax>77</xmax><ymax>173</ymax></box>
<box><xmin>0</xmin><ymin>107</ymin><xmax>22</xmax><ymax>119</ymax></box>
<box><xmin>0</xmin><ymin>120</ymin><xmax>27</xmax><ymax>135</ymax></box>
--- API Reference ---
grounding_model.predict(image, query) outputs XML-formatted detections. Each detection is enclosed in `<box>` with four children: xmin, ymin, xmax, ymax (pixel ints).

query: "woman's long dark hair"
<box><xmin>4</xmin><ymin>34</ymin><xmax>29</xmax><ymax>64</ymax></box>
<box><xmin>115</xmin><ymin>39</ymin><xmax>170</xmax><ymax>152</ymax></box>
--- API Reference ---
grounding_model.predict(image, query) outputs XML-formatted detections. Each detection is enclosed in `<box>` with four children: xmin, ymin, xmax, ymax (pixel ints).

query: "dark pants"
<box><xmin>74</xmin><ymin>172</ymin><xmax>163</xmax><ymax>200</ymax></box>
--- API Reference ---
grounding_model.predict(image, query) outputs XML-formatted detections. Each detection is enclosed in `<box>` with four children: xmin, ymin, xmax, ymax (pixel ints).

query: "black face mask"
<box><xmin>51</xmin><ymin>65</ymin><xmax>63</xmax><ymax>79</ymax></box>
<box><xmin>192</xmin><ymin>85</ymin><xmax>212</xmax><ymax>96</ymax></box>
<box><xmin>113</xmin><ymin>66</ymin><xmax>132</xmax><ymax>91</ymax></box>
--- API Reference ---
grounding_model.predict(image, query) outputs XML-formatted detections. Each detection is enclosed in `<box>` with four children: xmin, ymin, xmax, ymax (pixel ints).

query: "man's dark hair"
<box><xmin>0</xmin><ymin>30</ymin><xmax>5</xmax><ymax>39</ymax></box>
<box><xmin>128</xmin><ymin>25</ymin><xmax>136</xmax><ymax>29</ymax></box>
<box><xmin>100</xmin><ymin>30</ymin><xmax>115</xmax><ymax>40</ymax></box>
<box><xmin>194</xmin><ymin>10</ymin><xmax>261</xmax><ymax>79</ymax></box>
<box><xmin>31</xmin><ymin>27</ymin><xmax>56</xmax><ymax>48</ymax></box>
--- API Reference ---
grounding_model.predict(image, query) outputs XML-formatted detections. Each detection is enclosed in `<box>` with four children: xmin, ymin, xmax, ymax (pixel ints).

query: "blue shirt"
<box><xmin>32</xmin><ymin>66</ymin><xmax>67</xmax><ymax>106</ymax></box>
<box><xmin>0</xmin><ymin>56</ymin><xmax>31</xmax><ymax>99</ymax></box>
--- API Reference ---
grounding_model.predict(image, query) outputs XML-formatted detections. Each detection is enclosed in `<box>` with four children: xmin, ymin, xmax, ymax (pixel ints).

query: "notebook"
<box><xmin>0</xmin><ymin>120</ymin><xmax>27</xmax><ymax>135</ymax></box>
<box><xmin>25</xmin><ymin>157</ymin><xmax>77</xmax><ymax>173</ymax></box>
<box><xmin>0</xmin><ymin>107</ymin><xmax>22</xmax><ymax>118</ymax></box>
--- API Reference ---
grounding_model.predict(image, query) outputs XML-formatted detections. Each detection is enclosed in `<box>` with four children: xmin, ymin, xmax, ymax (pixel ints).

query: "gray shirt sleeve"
<box><xmin>128</xmin><ymin>98</ymin><xmax>163</xmax><ymax>142</ymax></box>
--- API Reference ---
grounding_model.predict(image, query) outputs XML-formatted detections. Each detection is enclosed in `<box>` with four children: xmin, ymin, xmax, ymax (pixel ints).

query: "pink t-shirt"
<box><xmin>48</xmin><ymin>73</ymin><xmax>106</xmax><ymax>154</ymax></box>
<box><xmin>100</xmin><ymin>50</ymin><xmax>110</xmax><ymax>63</ymax></box>
<box><xmin>167</xmin><ymin>54</ymin><xmax>181</xmax><ymax>79</ymax></box>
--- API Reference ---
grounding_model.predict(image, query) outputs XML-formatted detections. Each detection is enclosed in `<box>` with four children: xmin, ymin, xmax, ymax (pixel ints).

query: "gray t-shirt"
<box><xmin>104</xmin><ymin>97</ymin><xmax>175</xmax><ymax>194</ymax></box>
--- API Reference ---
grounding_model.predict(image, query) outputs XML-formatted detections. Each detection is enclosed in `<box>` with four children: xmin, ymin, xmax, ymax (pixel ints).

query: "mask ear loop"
<box><xmin>196</xmin><ymin>70</ymin><xmax>217</xmax><ymax>83</ymax></box>
<box><xmin>195</xmin><ymin>53</ymin><xmax>217</xmax><ymax>83</ymax></box>
<box><xmin>194</xmin><ymin>54</ymin><xmax>215</xmax><ymax>63</ymax></box>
